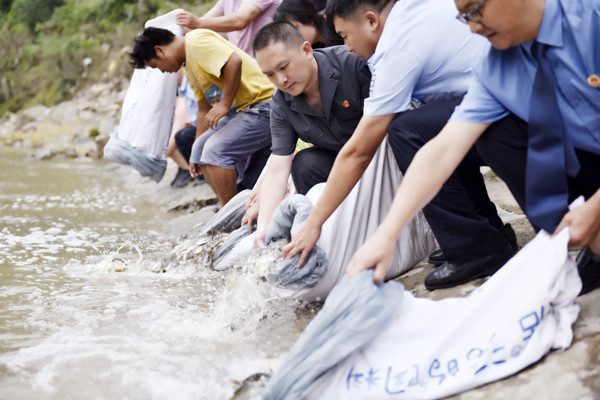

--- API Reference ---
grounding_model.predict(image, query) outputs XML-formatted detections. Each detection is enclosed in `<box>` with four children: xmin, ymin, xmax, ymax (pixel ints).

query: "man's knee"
<box><xmin>200</xmin><ymin>135</ymin><xmax>237</xmax><ymax>169</ymax></box>
<box><xmin>388</xmin><ymin>103</ymin><xmax>457</xmax><ymax>171</ymax></box>
<box><xmin>291</xmin><ymin>148</ymin><xmax>336</xmax><ymax>195</ymax></box>
<box><xmin>475</xmin><ymin>114</ymin><xmax>528</xmax><ymax>165</ymax></box>
<box><xmin>387</xmin><ymin>113</ymin><xmax>429</xmax><ymax>171</ymax></box>
<box><xmin>292</xmin><ymin>147</ymin><xmax>318</xmax><ymax>167</ymax></box>
<box><xmin>202</xmin><ymin>134</ymin><xmax>224</xmax><ymax>157</ymax></box>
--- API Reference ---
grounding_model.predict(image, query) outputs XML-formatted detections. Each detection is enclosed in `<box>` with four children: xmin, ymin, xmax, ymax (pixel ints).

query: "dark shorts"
<box><xmin>190</xmin><ymin>101</ymin><xmax>272</xmax><ymax>169</ymax></box>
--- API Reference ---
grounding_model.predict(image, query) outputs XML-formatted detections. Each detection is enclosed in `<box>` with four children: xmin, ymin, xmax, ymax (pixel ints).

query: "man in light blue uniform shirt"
<box><xmin>282</xmin><ymin>0</ymin><xmax>517</xmax><ymax>290</ymax></box>
<box><xmin>346</xmin><ymin>0</ymin><xmax>600</xmax><ymax>295</ymax></box>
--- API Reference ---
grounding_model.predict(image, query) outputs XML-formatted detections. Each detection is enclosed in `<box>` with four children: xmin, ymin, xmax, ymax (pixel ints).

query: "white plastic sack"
<box><xmin>102</xmin><ymin>136</ymin><xmax>168</xmax><ymax>182</ymax></box>
<box><xmin>280</xmin><ymin>140</ymin><xmax>437</xmax><ymax>301</ymax></box>
<box><xmin>104</xmin><ymin>10</ymin><xmax>184</xmax><ymax>179</ymax></box>
<box><xmin>213</xmin><ymin>140</ymin><xmax>436</xmax><ymax>300</ymax></box>
<box><xmin>263</xmin><ymin>270</ymin><xmax>405</xmax><ymax>400</ymax></box>
<box><xmin>302</xmin><ymin>228</ymin><xmax>580</xmax><ymax>399</ymax></box>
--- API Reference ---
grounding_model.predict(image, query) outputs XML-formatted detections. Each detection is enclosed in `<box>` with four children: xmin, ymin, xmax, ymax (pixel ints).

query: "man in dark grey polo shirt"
<box><xmin>251</xmin><ymin>21</ymin><xmax>370</xmax><ymax>247</ymax></box>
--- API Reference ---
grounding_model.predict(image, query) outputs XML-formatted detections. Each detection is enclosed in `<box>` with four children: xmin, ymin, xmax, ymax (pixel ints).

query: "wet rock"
<box><xmin>98</xmin><ymin>117</ymin><xmax>117</xmax><ymax>138</ymax></box>
<box><xmin>20</xmin><ymin>105</ymin><xmax>51</xmax><ymax>125</ymax></box>
<box><xmin>0</xmin><ymin>78</ymin><xmax>125</xmax><ymax>159</ymax></box>
<box><xmin>158</xmin><ymin>177</ymin><xmax>218</xmax><ymax>213</ymax></box>
<box><xmin>70</xmin><ymin>136</ymin><xmax>100</xmax><ymax>158</ymax></box>
<box><xmin>113</xmin><ymin>161</ymin><xmax>218</xmax><ymax>214</ymax></box>
<box><xmin>28</xmin><ymin>147</ymin><xmax>56</xmax><ymax>161</ymax></box>
<box><xmin>0</xmin><ymin>112</ymin><xmax>19</xmax><ymax>139</ymax></box>
<box><xmin>231</xmin><ymin>373</ymin><xmax>270</xmax><ymax>400</ymax></box>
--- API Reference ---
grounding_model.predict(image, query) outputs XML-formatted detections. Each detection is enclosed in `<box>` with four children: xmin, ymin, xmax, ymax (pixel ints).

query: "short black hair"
<box><xmin>129</xmin><ymin>27</ymin><xmax>176</xmax><ymax>69</ymax></box>
<box><xmin>274</xmin><ymin>0</ymin><xmax>321</xmax><ymax>27</ymax></box>
<box><xmin>273</xmin><ymin>0</ymin><xmax>343</xmax><ymax>47</ymax></box>
<box><xmin>325</xmin><ymin>0</ymin><xmax>394</xmax><ymax>22</ymax></box>
<box><xmin>252</xmin><ymin>21</ymin><xmax>306</xmax><ymax>55</ymax></box>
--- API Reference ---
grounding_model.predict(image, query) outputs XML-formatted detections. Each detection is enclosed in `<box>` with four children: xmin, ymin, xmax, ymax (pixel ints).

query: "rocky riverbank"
<box><xmin>0</xmin><ymin>80</ymin><xmax>127</xmax><ymax>160</ymax></box>
<box><xmin>0</xmin><ymin>79</ymin><xmax>219</xmax><ymax>213</ymax></box>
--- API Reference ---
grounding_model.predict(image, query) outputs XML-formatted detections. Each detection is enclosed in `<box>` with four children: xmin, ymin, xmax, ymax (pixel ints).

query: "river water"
<box><xmin>0</xmin><ymin>146</ymin><xmax>312</xmax><ymax>399</ymax></box>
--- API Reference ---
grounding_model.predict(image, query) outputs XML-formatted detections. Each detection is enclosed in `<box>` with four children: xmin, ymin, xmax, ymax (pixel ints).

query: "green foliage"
<box><xmin>0</xmin><ymin>0</ymin><xmax>213</xmax><ymax>117</ymax></box>
<box><xmin>0</xmin><ymin>0</ymin><xmax>14</xmax><ymax>14</ymax></box>
<box><xmin>13</xmin><ymin>0</ymin><xmax>64</xmax><ymax>31</ymax></box>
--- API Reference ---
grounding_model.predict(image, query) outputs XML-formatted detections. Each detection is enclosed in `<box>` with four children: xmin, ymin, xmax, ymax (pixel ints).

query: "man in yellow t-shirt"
<box><xmin>130</xmin><ymin>27</ymin><xmax>275</xmax><ymax>206</ymax></box>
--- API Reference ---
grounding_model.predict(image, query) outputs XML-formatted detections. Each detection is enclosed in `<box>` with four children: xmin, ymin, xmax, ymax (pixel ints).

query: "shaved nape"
<box><xmin>253</xmin><ymin>21</ymin><xmax>306</xmax><ymax>54</ymax></box>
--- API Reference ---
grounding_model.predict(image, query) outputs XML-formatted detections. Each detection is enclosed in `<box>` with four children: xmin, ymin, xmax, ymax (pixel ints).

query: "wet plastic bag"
<box><xmin>211</xmin><ymin>194</ymin><xmax>328</xmax><ymax>288</ymax></box>
<box><xmin>262</xmin><ymin>195</ymin><xmax>328</xmax><ymax>289</ymax></box>
<box><xmin>263</xmin><ymin>270</ymin><xmax>404</xmax><ymax>400</ymax></box>
<box><xmin>267</xmin><ymin>228</ymin><xmax>580</xmax><ymax>400</ymax></box>
<box><xmin>199</xmin><ymin>190</ymin><xmax>252</xmax><ymax>237</ymax></box>
<box><xmin>103</xmin><ymin>10</ymin><xmax>183</xmax><ymax>182</ymax></box>
<box><xmin>280</xmin><ymin>140</ymin><xmax>436</xmax><ymax>301</ymax></box>
<box><xmin>205</xmin><ymin>141</ymin><xmax>436</xmax><ymax>300</ymax></box>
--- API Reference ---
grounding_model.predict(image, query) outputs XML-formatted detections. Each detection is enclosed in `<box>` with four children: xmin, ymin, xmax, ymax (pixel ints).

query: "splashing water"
<box><xmin>0</xmin><ymin>148</ymin><xmax>316</xmax><ymax>400</ymax></box>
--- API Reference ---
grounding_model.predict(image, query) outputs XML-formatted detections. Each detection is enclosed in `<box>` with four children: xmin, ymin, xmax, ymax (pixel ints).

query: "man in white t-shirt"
<box><xmin>282</xmin><ymin>0</ymin><xmax>517</xmax><ymax>290</ymax></box>
<box><xmin>176</xmin><ymin>0</ymin><xmax>279</xmax><ymax>56</ymax></box>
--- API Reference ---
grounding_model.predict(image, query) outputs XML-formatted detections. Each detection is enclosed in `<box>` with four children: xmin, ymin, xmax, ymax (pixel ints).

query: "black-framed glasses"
<box><xmin>456</xmin><ymin>0</ymin><xmax>487</xmax><ymax>24</ymax></box>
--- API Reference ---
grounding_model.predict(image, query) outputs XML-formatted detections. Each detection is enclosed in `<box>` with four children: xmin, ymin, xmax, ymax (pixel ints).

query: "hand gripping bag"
<box><xmin>202</xmin><ymin>141</ymin><xmax>437</xmax><ymax>301</ymax></box>
<box><xmin>280</xmin><ymin>140</ymin><xmax>436</xmax><ymax>301</ymax></box>
<box><xmin>264</xmin><ymin>228</ymin><xmax>580</xmax><ymax>399</ymax></box>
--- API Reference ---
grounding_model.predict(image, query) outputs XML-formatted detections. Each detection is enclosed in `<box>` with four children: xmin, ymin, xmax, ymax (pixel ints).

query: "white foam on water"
<box><xmin>0</xmin><ymin>151</ymin><xmax>313</xmax><ymax>400</ymax></box>
<box><xmin>1</xmin><ymin>246</ymin><xmax>310</xmax><ymax>400</ymax></box>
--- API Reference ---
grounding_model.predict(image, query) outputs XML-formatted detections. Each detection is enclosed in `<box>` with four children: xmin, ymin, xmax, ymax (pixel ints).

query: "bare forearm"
<box><xmin>197</xmin><ymin>3</ymin><xmax>260</xmax><ymax>31</ymax></box>
<box><xmin>588</xmin><ymin>188</ymin><xmax>600</xmax><ymax>211</ymax></box>
<box><xmin>308</xmin><ymin>147</ymin><xmax>374</xmax><ymax>226</ymax></box>
<box><xmin>257</xmin><ymin>169</ymin><xmax>289</xmax><ymax>232</ymax></box>
<box><xmin>197</xmin><ymin>15</ymin><xmax>250</xmax><ymax>31</ymax></box>
<box><xmin>307</xmin><ymin>116</ymin><xmax>392</xmax><ymax>227</ymax></box>
<box><xmin>256</xmin><ymin>155</ymin><xmax>293</xmax><ymax>240</ymax></box>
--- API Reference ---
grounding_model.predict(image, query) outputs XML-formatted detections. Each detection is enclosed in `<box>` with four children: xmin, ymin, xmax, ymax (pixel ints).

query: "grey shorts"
<box><xmin>190</xmin><ymin>101</ymin><xmax>272</xmax><ymax>170</ymax></box>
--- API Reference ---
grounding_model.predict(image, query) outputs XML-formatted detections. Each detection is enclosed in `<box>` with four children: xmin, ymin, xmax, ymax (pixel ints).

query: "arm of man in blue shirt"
<box><xmin>344</xmin><ymin>119</ymin><xmax>490</xmax><ymax>282</ymax></box>
<box><xmin>345</xmin><ymin>114</ymin><xmax>600</xmax><ymax>281</ymax></box>
<box><xmin>555</xmin><ymin>191</ymin><xmax>600</xmax><ymax>254</ymax></box>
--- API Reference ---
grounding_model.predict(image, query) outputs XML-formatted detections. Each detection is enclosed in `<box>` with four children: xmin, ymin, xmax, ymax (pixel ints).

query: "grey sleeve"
<box><xmin>337</xmin><ymin>47</ymin><xmax>371</xmax><ymax>100</ymax></box>
<box><xmin>270</xmin><ymin>94</ymin><xmax>298</xmax><ymax>156</ymax></box>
